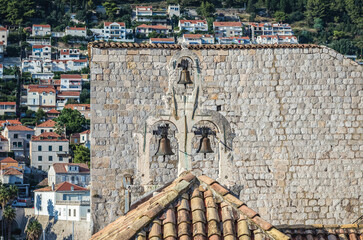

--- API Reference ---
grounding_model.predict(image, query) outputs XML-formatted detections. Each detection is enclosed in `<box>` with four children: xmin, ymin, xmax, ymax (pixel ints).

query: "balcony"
<box><xmin>56</xmin><ymin>200</ymin><xmax>90</xmax><ymax>206</ymax></box>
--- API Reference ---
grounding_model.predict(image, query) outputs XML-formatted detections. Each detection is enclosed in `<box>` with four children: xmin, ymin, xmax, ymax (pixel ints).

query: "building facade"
<box><xmin>32</xmin><ymin>24</ymin><xmax>51</xmax><ymax>36</ymax></box>
<box><xmin>136</xmin><ymin>24</ymin><xmax>169</xmax><ymax>35</ymax></box>
<box><xmin>30</xmin><ymin>132</ymin><xmax>70</xmax><ymax>171</ymax></box>
<box><xmin>60</xmin><ymin>74</ymin><xmax>82</xmax><ymax>92</ymax></box>
<box><xmin>0</xmin><ymin>102</ymin><xmax>16</xmax><ymax>116</ymax></box>
<box><xmin>34</xmin><ymin>119</ymin><xmax>56</xmax><ymax>135</ymax></box>
<box><xmin>178</xmin><ymin>20</ymin><xmax>208</xmax><ymax>32</ymax></box>
<box><xmin>2</xmin><ymin>125</ymin><xmax>34</xmax><ymax>158</ymax></box>
<box><xmin>182</xmin><ymin>34</ymin><xmax>214</xmax><ymax>44</ymax></box>
<box><xmin>218</xmin><ymin>36</ymin><xmax>251</xmax><ymax>44</ymax></box>
<box><xmin>65</xmin><ymin>26</ymin><xmax>87</xmax><ymax>37</ymax></box>
<box><xmin>59</xmin><ymin>49</ymin><xmax>81</xmax><ymax>60</ymax></box>
<box><xmin>27</xmin><ymin>85</ymin><xmax>56</xmax><ymax>111</ymax></box>
<box><xmin>48</xmin><ymin>163</ymin><xmax>90</xmax><ymax>187</ymax></box>
<box><xmin>213</xmin><ymin>22</ymin><xmax>243</xmax><ymax>37</ymax></box>
<box><xmin>0</xmin><ymin>27</ymin><xmax>9</xmax><ymax>46</ymax></box>
<box><xmin>31</xmin><ymin>45</ymin><xmax>51</xmax><ymax>60</ymax></box>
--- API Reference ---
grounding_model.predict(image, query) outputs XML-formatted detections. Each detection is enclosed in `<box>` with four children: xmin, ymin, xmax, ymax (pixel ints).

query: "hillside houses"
<box><xmin>65</xmin><ymin>26</ymin><xmax>87</xmax><ymax>37</ymax></box>
<box><xmin>32</xmin><ymin>24</ymin><xmax>51</xmax><ymax>36</ymax></box>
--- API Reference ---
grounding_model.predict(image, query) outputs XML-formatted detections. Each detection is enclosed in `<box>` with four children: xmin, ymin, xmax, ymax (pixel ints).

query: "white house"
<box><xmin>149</xmin><ymin>38</ymin><xmax>175</xmax><ymax>44</ymax></box>
<box><xmin>51</xmin><ymin>59</ymin><xmax>88</xmax><ymax>72</ymax></box>
<box><xmin>0</xmin><ymin>26</ymin><xmax>9</xmax><ymax>46</ymax></box>
<box><xmin>168</xmin><ymin>5</ymin><xmax>180</xmax><ymax>17</ymax></box>
<box><xmin>178</xmin><ymin>20</ymin><xmax>208</xmax><ymax>32</ymax></box>
<box><xmin>48</xmin><ymin>163</ymin><xmax>90</xmax><ymax>187</ymax></box>
<box><xmin>134</xmin><ymin>6</ymin><xmax>168</xmax><ymax>25</ymax></box>
<box><xmin>213</xmin><ymin>22</ymin><xmax>243</xmax><ymax>37</ymax></box>
<box><xmin>34</xmin><ymin>182</ymin><xmax>90</xmax><ymax>222</ymax></box>
<box><xmin>23</xmin><ymin>59</ymin><xmax>88</xmax><ymax>74</ymax></box>
<box><xmin>2</xmin><ymin>125</ymin><xmax>34</xmax><ymax>158</ymax></box>
<box><xmin>60</xmin><ymin>74</ymin><xmax>82</xmax><ymax>92</ymax></box>
<box><xmin>256</xmin><ymin>35</ymin><xmax>279</xmax><ymax>44</ymax></box>
<box><xmin>277</xmin><ymin>35</ymin><xmax>298</xmax><ymax>44</ymax></box>
<box><xmin>30</xmin><ymin>132</ymin><xmax>70</xmax><ymax>171</ymax></box>
<box><xmin>249</xmin><ymin>22</ymin><xmax>294</xmax><ymax>39</ymax></box>
<box><xmin>32</xmin><ymin>24</ymin><xmax>51</xmax><ymax>37</ymax></box>
<box><xmin>103</xmin><ymin>22</ymin><xmax>127</xmax><ymax>41</ymax></box>
<box><xmin>79</xmin><ymin>130</ymin><xmax>90</xmax><ymax>145</ymax></box>
<box><xmin>59</xmin><ymin>49</ymin><xmax>80</xmax><ymax>60</ymax></box>
<box><xmin>136</xmin><ymin>24</ymin><xmax>170</xmax><ymax>35</ymax></box>
<box><xmin>218</xmin><ymin>36</ymin><xmax>251</xmax><ymax>44</ymax></box>
<box><xmin>22</xmin><ymin>60</ymin><xmax>43</xmax><ymax>74</ymax></box>
<box><xmin>65</xmin><ymin>26</ymin><xmax>87</xmax><ymax>37</ymax></box>
<box><xmin>27</xmin><ymin>85</ymin><xmax>56</xmax><ymax>111</ymax></box>
<box><xmin>56</xmin><ymin>91</ymin><xmax>81</xmax><ymax>110</ymax></box>
<box><xmin>1</xmin><ymin>168</ymin><xmax>23</xmax><ymax>184</ymax></box>
<box><xmin>34</xmin><ymin>119</ymin><xmax>56</xmax><ymax>135</ymax></box>
<box><xmin>0</xmin><ymin>102</ymin><xmax>16</xmax><ymax>116</ymax></box>
<box><xmin>30</xmin><ymin>45</ymin><xmax>52</xmax><ymax>60</ymax></box>
<box><xmin>0</xmin><ymin>135</ymin><xmax>9</xmax><ymax>159</ymax></box>
<box><xmin>182</xmin><ymin>34</ymin><xmax>214</xmax><ymax>44</ymax></box>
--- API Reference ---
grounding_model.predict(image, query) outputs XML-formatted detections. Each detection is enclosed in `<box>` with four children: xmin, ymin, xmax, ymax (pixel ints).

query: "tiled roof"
<box><xmin>37</xmin><ymin>119</ymin><xmax>56</xmax><ymax>128</ymax></box>
<box><xmin>91</xmin><ymin>172</ymin><xmax>289</xmax><ymax>240</ymax></box>
<box><xmin>52</xmin><ymin>163</ymin><xmax>89</xmax><ymax>174</ymax></box>
<box><xmin>0</xmin><ymin>157</ymin><xmax>18</xmax><ymax>163</ymax></box>
<box><xmin>0</xmin><ymin>27</ymin><xmax>7</xmax><ymax>31</ymax></box>
<box><xmin>34</xmin><ymin>181</ymin><xmax>88</xmax><ymax>192</ymax></box>
<box><xmin>73</xmin><ymin>59</ymin><xmax>88</xmax><ymax>62</ymax></box>
<box><xmin>36</xmin><ymin>178</ymin><xmax>48</xmax><ymax>187</ymax></box>
<box><xmin>213</xmin><ymin>21</ymin><xmax>242</xmax><ymax>27</ymax></box>
<box><xmin>58</xmin><ymin>91</ymin><xmax>81</xmax><ymax>97</ymax></box>
<box><xmin>47</xmin><ymin>109</ymin><xmax>60</xmax><ymax>114</ymax></box>
<box><xmin>150</xmin><ymin>38</ymin><xmax>174</xmax><ymax>42</ymax></box>
<box><xmin>6</xmin><ymin>125</ymin><xmax>34</xmax><ymax>132</ymax></box>
<box><xmin>80</xmin><ymin>129</ymin><xmax>90</xmax><ymax>134</ymax></box>
<box><xmin>31</xmin><ymin>132</ymin><xmax>68</xmax><ymax>142</ymax></box>
<box><xmin>32</xmin><ymin>45</ymin><xmax>51</xmax><ymax>49</ymax></box>
<box><xmin>180</xmin><ymin>19</ymin><xmax>207</xmax><ymax>24</ymax></box>
<box><xmin>66</xmin><ymin>26</ymin><xmax>86</xmax><ymax>30</ymax></box>
<box><xmin>278</xmin><ymin>224</ymin><xmax>363</xmax><ymax>239</ymax></box>
<box><xmin>88</xmin><ymin>41</ymin><xmax>320</xmax><ymax>49</ymax></box>
<box><xmin>220</xmin><ymin>36</ymin><xmax>250</xmax><ymax>40</ymax></box>
<box><xmin>33</xmin><ymin>24</ymin><xmax>51</xmax><ymax>28</ymax></box>
<box><xmin>136</xmin><ymin>6</ymin><xmax>152</xmax><ymax>11</ymax></box>
<box><xmin>64</xmin><ymin>104</ymin><xmax>90</xmax><ymax>110</ymax></box>
<box><xmin>0</xmin><ymin>119</ymin><xmax>22</xmax><ymax>126</ymax></box>
<box><xmin>183</xmin><ymin>34</ymin><xmax>213</xmax><ymax>38</ymax></box>
<box><xmin>104</xmin><ymin>22</ymin><xmax>125</xmax><ymax>27</ymax></box>
<box><xmin>137</xmin><ymin>24</ymin><xmax>169</xmax><ymax>30</ymax></box>
<box><xmin>0</xmin><ymin>135</ymin><xmax>8</xmax><ymax>141</ymax></box>
<box><xmin>60</xmin><ymin>74</ymin><xmax>82</xmax><ymax>79</ymax></box>
<box><xmin>0</xmin><ymin>102</ymin><xmax>16</xmax><ymax>106</ymax></box>
<box><xmin>3</xmin><ymin>168</ymin><xmax>22</xmax><ymax>175</ymax></box>
<box><xmin>28</xmin><ymin>86</ymin><xmax>56</xmax><ymax>94</ymax></box>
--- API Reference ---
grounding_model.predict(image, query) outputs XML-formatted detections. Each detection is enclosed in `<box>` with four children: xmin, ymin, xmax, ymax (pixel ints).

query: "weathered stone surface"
<box><xmin>90</xmin><ymin>46</ymin><xmax>363</xmax><ymax>233</ymax></box>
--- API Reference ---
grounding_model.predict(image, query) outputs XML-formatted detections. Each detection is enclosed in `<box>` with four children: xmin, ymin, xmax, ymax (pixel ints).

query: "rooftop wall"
<box><xmin>90</xmin><ymin>43</ymin><xmax>363</xmax><ymax>232</ymax></box>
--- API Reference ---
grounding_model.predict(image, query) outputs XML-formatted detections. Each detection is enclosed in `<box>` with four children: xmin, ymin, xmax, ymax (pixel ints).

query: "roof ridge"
<box><xmin>198</xmin><ymin>175</ymin><xmax>289</xmax><ymax>240</ymax></box>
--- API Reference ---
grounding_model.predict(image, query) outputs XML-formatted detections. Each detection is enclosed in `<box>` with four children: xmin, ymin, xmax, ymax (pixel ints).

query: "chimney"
<box><xmin>51</xmin><ymin>183</ymin><xmax>55</xmax><ymax>191</ymax></box>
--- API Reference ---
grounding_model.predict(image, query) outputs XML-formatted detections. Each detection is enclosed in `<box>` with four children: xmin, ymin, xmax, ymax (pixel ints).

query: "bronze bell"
<box><xmin>154</xmin><ymin>137</ymin><xmax>174</xmax><ymax>161</ymax></box>
<box><xmin>197</xmin><ymin>136</ymin><xmax>214</xmax><ymax>158</ymax></box>
<box><xmin>177</xmin><ymin>69</ymin><xmax>193</xmax><ymax>87</ymax></box>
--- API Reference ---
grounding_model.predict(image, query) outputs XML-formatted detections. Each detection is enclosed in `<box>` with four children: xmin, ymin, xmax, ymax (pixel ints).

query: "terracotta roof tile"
<box><xmin>36</xmin><ymin>178</ymin><xmax>48</xmax><ymax>187</ymax></box>
<box><xmin>104</xmin><ymin>22</ymin><xmax>125</xmax><ymax>27</ymax></box>
<box><xmin>6</xmin><ymin>125</ymin><xmax>34</xmax><ymax>131</ymax></box>
<box><xmin>51</xmin><ymin>163</ymin><xmax>89</xmax><ymax>174</ymax></box>
<box><xmin>66</xmin><ymin>26</ymin><xmax>86</xmax><ymax>30</ymax></box>
<box><xmin>0</xmin><ymin>157</ymin><xmax>18</xmax><ymax>163</ymax></box>
<box><xmin>3</xmin><ymin>168</ymin><xmax>22</xmax><ymax>175</ymax></box>
<box><xmin>80</xmin><ymin>129</ymin><xmax>90</xmax><ymax>134</ymax></box>
<box><xmin>90</xmin><ymin>172</ymin><xmax>288</xmax><ymax>240</ymax></box>
<box><xmin>137</xmin><ymin>24</ymin><xmax>169</xmax><ymax>30</ymax></box>
<box><xmin>37</xmin><ymin>119</ymin><xmax>56</xmax><ymax>128</ymax></box>
<box><xmin>31</xmin><ymin>132</ymin><xmax>68</xmax><ymax>141</ymax></box>
<box><xmin>0</xmin><ymin>119</ymin><xmax>22</xmax><ymax>126</ymax></box>
<box><xmin>213</xmin><ymin>22</ymin><xmax>242</xmax><ymax>27</ymax></box>
<box><xmin>33</xmin><ymin>24</ymin><xmax>51</xmax><ymax>28</ymax></box>
<box><xmin>47</xmin><ymin>109</ymin><xmax>60</xmax><ymax>114</ymax></box>
<box><xmin>34</xmin><ymin>181</ymin><xmax>88</xmax><ymax>192</ymax></box>
<box><xmin>60</xmin><ymin>74</ymin><xmax>82</xmax><ymax>79</ymax></box>
<box><xmin>0</xmin><ymin>102</ymin><xmax>16</xmax><ymax>106</ymax></box>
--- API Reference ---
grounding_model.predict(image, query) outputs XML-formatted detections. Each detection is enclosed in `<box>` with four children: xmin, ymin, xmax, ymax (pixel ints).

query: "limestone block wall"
<box><xmin>90</xmin><ymin>44</ymin><xmax>363</xmax><ymax>232</ymax></box>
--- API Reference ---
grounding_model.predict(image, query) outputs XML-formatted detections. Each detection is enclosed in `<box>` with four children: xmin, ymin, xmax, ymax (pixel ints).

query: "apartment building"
<box><xmin>0</xmin><ymin>136</ymin><xmax>9</xmax><ymax>159</ymax></box>
<box><xmin>22</xmin><ymin>59</ymin><xmax>88</xmax><ymax>74</ymax></box>
<box><xmin>0</xmin><ymin>27</ymin><xmax>9</xmax><ymax>46</ymax></box>
<box><xmin>65</xmin><ymin>26</ymin><xmax>87</xmax><ymax>37</ymax></box>
<box><xmin>149</xmin><ymin>38</ymin><xmax>175</xmax><ymax>44</ymax></box>
<box><xmin>255</xmin><ymin>35</ymin><xmax>298</xmax><ymax>44</ymax></box>
<box><xmin>179</xmin><ymin>20</ymin><xmax>208</xmax><ymax>32</ymax></box>
<box><xmin>0</xmin><ymin>102</ymin><xmax>16</xmax><ymax>116</ymax></box>
<box><xmin>32</xmin><ymin>24</ymin><xmax>51</xmax><ymax>36</ymax></box>
<box><xmin>34</xmin><ymin>119</ymin><xmax>56</xmax><ymax>135</ymax></box>
<box><xmin>30</xmin><ymin>45</ymin><xmax>52</xmax><ymax>60</ymax></box>
<box><xmin>168</xmin><ymin>5</ymin><xmax>180</xmax><ymax>17</ymax></box>
<box><xmin>249</xmin><ymin>23</ymin><xmax>294</xmax><ymax>38</ymax></box>
<box><xmin>218</xmin><ymin>36</ymin><xmax>250</xmax><ymax>44</ymax></box>
<box><xmin>182</xmin><ymin>34</ymin><xmax>214</xmax><ymax>44</ymax></box>
<box><xmin>48</xmin><ymin>163</ymin><xmax>90</xmax><ymax>187</ymax></box>
<box><xmin>60</xmin><ymin>74</ymin><xmax>82</xmax><ymax>92</ymax></box>
<box><xmin>135</xmin><ymin>6</ymin><xmax>168</xmax><ymax>25</ymax></box>
<box><xmin>30</xmin><ymin>132</ymin><xmax>70</xmax><ymax>171</ymax></box>
<box><xmin>136</xmin><ymin>24</ymin><xmax>169</xmax><ymax>35</ymax></box>
<box><xmin>2</xmin><ymin>125</ymin><xmax>34</xmax><ymax>158</ymax></box>
<box><xmin>59</xmin><ymin>49</ymin><xmax>80</xmax><ymax>60</ymax></box>
<box><xmin>213</xmin><ymin>22</ymin><xmax>243</xmax><ymax>37</ymax></box>
<box><xmin>103</xmin><ymin>22</ymin><xmax>127</xmax><ymax>41</ymax></box>
<box><xmin>57</xmin><ymin>91</ymin><xmax>81</xmax><ymax>110</ymax></box>
<box><xmin>27</xmin><ymin>85</ymin><xmax>56</xmax><ymax>111</ymax></box>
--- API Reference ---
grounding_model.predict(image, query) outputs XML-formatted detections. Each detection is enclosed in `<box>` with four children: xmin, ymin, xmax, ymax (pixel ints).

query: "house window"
<box><xmin>49</xmin><ymin>156</ymin><xmax>53</xmax><ymax>161</ymax></box>
<box><xmin>71</xmin><ymin>176</ymin><xmax>75</xmax><ymax>182</ymax></box>
<box><xmin>69</xmin><ymin>209</ymin><xmax>71</xmax><ymax>216</ymax></box>
<box><xmin>82</xmin><ymin>176</ymin><xmax>86</xmax><ymax>182</ymax></box>
<box><xmin>26</xmin><ymin>143</ymin><xmax>29</xmax><ymax>149</ymax></box>
<box><xmin>73</xmin><ymin>209</ymin><xmax>76</xmax><ymax>217</ymax></box>
<box><xmin>59</xmin><ymin>156</ymin><xmax>63</xmax><ymax>161</ymax></box>
<box><xmin>59</xmin><ymin>146</ymin><xmax>63</xmax><ymax>151</ymax></box>
<box><xmin>14</xmin><ymin>134</ymin><xmax>18</xmax><ymax>139</ymax></box>
<box><xmin>49</xmin><ymin>145</ymin><xmax>52</xmax><ymax>151</ymax></box>
<box><xmin>13</xmin><ymin>142</ymin><xmax>17</xmax><ymax>147</ymax></box>
<box><xmin>38</xmin><ymin>166</ymin><xmax>42</xmax><ymax>170</ymax></box>
<box><xmin>27</xmin><ymin>134</ymin><xmax>31</xmax><ymax>139</ymax></box>
<box><xmin>38</xmin><ymin>145</ymin><xmax>42</xmax><ymax>151</ymax></box>
<box><xmin>62</xmin><ymin>176</ymin><xmax>66</xmax><ymax>181</ymax></box>
<box><xmin>41</xmin><ymin>130</ymin><xmax>44</xmax><ymax>133</ymax></box>
<box><xmin>38</xmin><ymin>156</ymin><xmax>42</xmax><ymax>161</ymax></box>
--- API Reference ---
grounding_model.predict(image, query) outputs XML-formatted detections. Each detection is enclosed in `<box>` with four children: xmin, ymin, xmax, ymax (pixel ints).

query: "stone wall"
<box><xmin>89</xmin><ymin>44</ymin><xmax>363</xmax><ymax>233</ymax></box>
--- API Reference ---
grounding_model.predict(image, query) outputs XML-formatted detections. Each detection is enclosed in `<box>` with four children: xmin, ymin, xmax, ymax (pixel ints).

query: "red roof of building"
<box><xmin>0</xmin><ymin>102</ymin><xmax>16</xmax><ymax>106</ymax></box>
<box><xmin>0</xmin><ymin>27</ymin><xmax>7</xmax><ymax>31</ymax></box>
<box><xmin>104</xmin><ymin>22</ymin><xmax>125</xmax><ymax>27</ymax></box>
<box><xmin>33</xmin><ymin>24</ymin><xmax>51</xmax><ymax>28</ymax></box>
<box><xmin>6</xmin><ymin>125</ymin><xmax>34</xmax><ymax>132</ymax></box>
<box><xmin>32</xmin><ymin>45</ymin><xmax>51</xmax><ymax>49</ymax></box>
<box><xmin>259</xmin><ymin>35</ymin><xmax>279</xmax><ymax>38</ymax></box>
<box><xmin>150</xmin><ymin>38</ymin><xmax>174</xmax><ymax>42</ymax></box>
<box><xmin>183</xmin><ymin>34</ymin><xmax>213</xmax><ymax>38</ymax></box>
<box><xmin>0</xmin><ymin>120</ymin><xmax>22</xmax><ymax>126</ymax></box>
<box><xmin>34</xmin><ymin>181</ymin><xmax>88</xmax><ymax>192</ymax></box>
<box><xmin>0</xmin><ymin>135</ymin><xmax>8</xmax><ymax>142</ymax></box>
<box><xmin>220</xmin><ymin>36</ymin><xmax>250</xmax><ymax>40</ymax></box>
<box><xmin>52</xmin><ymin>163</ymin><xmax>89</xmax><ymax>174</ymax></box>
<box><xmin>137</xmin><ymin>24</ymin><xmax>168</xmax><ymax>30</ymax></box>
<box><xmin>0</xmin><ymin>63</ymin><xmax>2</xmax><ymax>67</ymax></box>
<box><xmin>3</xmin><ymin>168</ymin><xmax>22</xmax><ymax>176</ymax></box>
<box><xmin>28</xmin><ymin>86</ymin><xmax>56</xmax><ymax>94</ymax></box>
<box><xmin>64</xmin><ymin>104</ymin><xmax>90</xmax><ymax>110</ymax></box>
<box><xmin>37</xmin><ymin>119</ymin><xmax>56</xmax><ymax>128</ymax></box>
<box><xmin>136</xmin><ymin>6</ymin><xmax>152</xmax><ymax>11</ymax></box>
<box><xmin>80</xmin><ymin>130</ymin><xmax>90</xmax><ymax>134</ymax></box>
<box><xmin>31</xmin><ymin>132</ymin><xmax>68</xmax><ymax>142</ymax></box>
<box><xmin>60</xmin><ymin>74</ymin><xmax>82</xmax><ymax>79</ymax></box>
<box><xmin>47</xmin><ymin>109</ymin><xmax>60</xmax><ymax>114</ymax></box>
<box><xmin>58</xmin><ymin>91</ymin><xmax>81</xmax><ymax>97</ymax></box>
<box><xmin>213</xmin><ymin>22</ymin><xmax>242</xmax><ymax>27</ymax></box>
<box><xmin>0</xmin><ymin>157</ymin><xmax>18</xmax><ymax>164</ymax></box>
<box><xmin>73</xmin><ymin>59</ymin><xmax>88</xmax><ymax>62</ymax></box>
<box><xmin>66</xmin><ymin>26</ymin><xmax>86</xmax><ymax>30</ymax></box>
<box><xmin>180</xmin><ymin>20</ymin><xmax>207</xmax><ymax>24</ymax></box>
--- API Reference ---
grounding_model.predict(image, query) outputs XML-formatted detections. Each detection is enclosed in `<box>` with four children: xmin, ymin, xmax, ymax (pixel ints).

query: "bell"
<box><xmin>197</xmin><ymin>137</ymin><xmax>214</xmax><ymax>158</ymax></box>
<box><xmin>177</xmin><ymin>69</ymin><xmax>193</xmax><ymax>87</ymax></box>
<box><xmin>154</xmin><ymin>137</ymin><xmax>174</xmax><ymax>161</ymax></box>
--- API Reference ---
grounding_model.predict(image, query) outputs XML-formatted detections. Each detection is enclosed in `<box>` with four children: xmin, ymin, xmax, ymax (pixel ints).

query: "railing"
<box><xmin>56</xmin><ymin>200</ymin><xmax>90</xmax><ymax>205</ymax></box>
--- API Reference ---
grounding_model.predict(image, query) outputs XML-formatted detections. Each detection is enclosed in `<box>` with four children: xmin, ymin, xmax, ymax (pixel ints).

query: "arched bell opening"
<box><xmin>148</xmin><ymin>120</ymin><xmax>179</xmax><ymax>185</ymax></box>
<box><xmin>190</xmin><ymin>120</ymin><xmax>220</xmax><ymax>179</ymax></box>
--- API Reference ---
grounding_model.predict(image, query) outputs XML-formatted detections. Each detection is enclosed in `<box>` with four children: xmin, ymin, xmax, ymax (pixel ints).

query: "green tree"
<box><xmin>196</xmin><ymin>1</ymin><xmax>216</xmax><ymax>18</ymax></box>
<box><xmin>3</xmin><ymin>206</ymin><xmax>16</xmax><ymax>240</ymax></box>
<box><xmin>305</xmin><ymin>0</ymin><xmax>330</xmax><ymax>24</ymax></box>
<box><xmin>246</xmin><ymin>0</ymin><xmax>257</xmax><ymax>13</ymax></box>
<box><xmin>26</xmin><ymin>220</ymin><xmax>42</xmax><ymax>240</ymax></box>
<box><xmin>274</xmin><ymin>11</ymin><xmax>287</xmax><ymax>21</ymax></box>
<box><xmin>35</xmin><ymin>109</ymin><xmax>46</xmax><ymax>124</ymax></box>
<box><xmin>0</xmin><ymin>184</ymin><xmax>17</xmax><ymax>238</ymax></box>
<box><xmin>313</xmin><ymin>18</ymin><xmax>324</xmax><ymax>31</ymax></box>
<box><xmin>55</xmin><ymin>108</ymin><xmax>87</xmax><ymax>135</ymax></box>
<box><xmin>73</xmin><ymin>144</ymin><xmax>90</xmax><ymax>166</ymax></box>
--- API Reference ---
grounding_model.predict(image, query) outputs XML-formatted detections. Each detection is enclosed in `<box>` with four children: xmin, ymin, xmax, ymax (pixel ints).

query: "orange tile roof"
<box><xmin>0</xmin><ymin>157</ymin><xmax>18</xmax><ymax>163</ymax></box>
<box><xmin>104</xmin><ymin>22</ymin><xmax>125</xmax><ymax>27</ymax></box>
<box><xmin>66</xmin><ymin>26</ymin><xmax>86</xmax><ymax>30</ymax></box>
<box><xmin>0</xmin><ymin>102</ymin><xmax>16</xmax><ymax>106</ymax></box>
<box><xmin>136</xmin><ymin>6</ymin><xmax>152</xmax><ymax>11</ymax></box>
<box><xmin>32</xmin><ymin>45</ymin><xmax>51</xmax><ymax>49</ymax></box>
<box><xmin>183</xmin><ymin>34</ymin><xmax>213</xmax><ymax>38</ymax></box>
<box><xmin>91</xmin><ymin>172</ymin><xmax>289</xmax><ymax>240</ymax></box>
<box><xmin>280</xmin><ymin>225</ymin><xmax>363</xmax><ymax>239</ymax></box>
<box><xmin>58</xmin><ymin>91</ymin><xmax>81</xmax><ymax>97</ymax></box>
<box><xmin>0</xmin><ymin>27</ymin><xmax>7</xmax><ymax>31</ymax></box>
<box><xmin>150</xmin><ymin>38</ymin><xmax>174</xmax><ymax>42</ymax></box>
<box><xmin>31</xmin><ymin>132</ymin><xmax>68</xmax><ymax>142</ymax></box>
<box><xmin>28</xmin><ymin>86</ymin><xmax>56</xmax><ymax>94</ymax></box>
<box><xmin>60</xmin><ymin>74</ymin><xmax>82</xmax><ymax>79</ymax></box>
<box><xmin>180</xmin><ymin>19</ymin><xmax>207</xmax><ymax>24</ymax></box>
<box><xmin>33</xmin><ymin>24</ymin><xmax>51</xmax><ymax>28</ymax></box>
<box><xmin>47</xmin><ymin>109</ymin><xmax>60</xmax><ymax>114</ymax></box>
<box><xmin>3</xmin><ymin>168</ymin><xmax>22</xmax><ymax>176</ymax></box>
<box><xmin>213</xmin><ymin>21</ymin><xmax>242</xmax><ymax>27</ymax></box>
<box><xmin>80</xmin><ymin>129</ymin><xmax>90</xmax><ymax>134</ymax></box>
<box><xmin>52</xmin><ymin>163</ymin><xmax>89</xmax><ymax>174</ymax></box>
<box><xmin>64</xmin><ymin>104</ymin><xmax>90</xmax><ymax>110</ymax></box>
<box><xmin>0</xmin><ymin>135</ymin><xmax>8</xmax><ymax>141</ymax></box>
<box><xmin>0</xmin><ymin>119</ymin><xmax>22</xmax><ymax>126</ymax></box>
<box><xmin>37</xmin><ymin>119</ymin><xmax>56</xmax><ymax>128</ymax></box>
<box><xmin>6</xmin><ymin>125</ymin><xmax>34</xmax><ymax>131</ymax></box>
<box><xmin>34</xmin><ymin>181</ymin><xmax>88</xmax><ymax>192</ymax></box>
<box><xmin>137</xmin><ymin>24</ymin><xmax>168</xmax><ymax>30</ymax></box>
